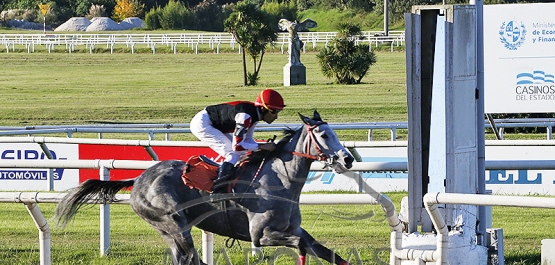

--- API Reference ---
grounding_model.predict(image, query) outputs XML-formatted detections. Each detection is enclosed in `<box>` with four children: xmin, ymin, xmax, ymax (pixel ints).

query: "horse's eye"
<box><xmin>321</xmin><ymin>133</ymin><xmax>328</xmax><ymax>139</ymax></box>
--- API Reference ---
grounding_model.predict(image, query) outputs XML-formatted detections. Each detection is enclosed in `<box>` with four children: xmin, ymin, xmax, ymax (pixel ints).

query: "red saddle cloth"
<box><xmin>181</xmin><ymin>155</ymin><xmax>219</xmax><ymax>192</ymax></box>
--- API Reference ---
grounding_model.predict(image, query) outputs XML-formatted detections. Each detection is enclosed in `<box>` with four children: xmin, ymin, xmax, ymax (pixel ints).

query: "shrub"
<box><xmin>74</xmin><ymin>0</ymin><xmax>116</xmax><ymax>17</ymax></box>
<box><xmin>144</xmin><ymin>6</ymin><xmax>162</xmax><ymax>29</ymax></box>
<box><xmin>190</xmin><ymin>0</ymin><xmax>224</xmax><ymax>31</ymax></box>
<box><xmin>159</xmin><ymin>0</ymin><xmax>190</xmax><ymax>30</ymax></box>
<box><xmin>145</xmin><ymin>0</ymin><xmax>229</xmax><ymax>31</ymax></box>
<box><xmin>0</xmin><ymin>9</ymin><xmax>39</xmax><ymax>22</ymax></box>
<box><xmin>317</xmin><ymin>22</ymin><xmax>377</xmax><ymax>84</ymax></box>
<box><xmin>144</xmin><ymin>0</ymin><xmax>192</xmax><ymax>30</ymax></box>
<box><xmin>86</xmin><ymin>4</ymin><xmax>107</xmax><ymax>19</ymax></box>
<box><xmin>22</xmin><ymin>9</ymin><xmax>38</xmax><ymax>22</ymax></box>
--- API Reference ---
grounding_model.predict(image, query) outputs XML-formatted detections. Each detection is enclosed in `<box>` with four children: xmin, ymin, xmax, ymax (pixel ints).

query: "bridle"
<box><xmin>247</xmin><ymin>121</ymin><xmax>342</xmax><ymax>191</ymax></box>
<box><xmin>291</xmin><ymin>122</ymin><xmax>329</xmax><ymax>162</ymax></box>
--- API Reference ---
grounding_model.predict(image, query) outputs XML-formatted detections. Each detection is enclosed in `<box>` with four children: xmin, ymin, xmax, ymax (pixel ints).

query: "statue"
<box><xmin>278</xmin><ymin>18</ymin><xmax>318</xmax><ymax>66</ymax></box>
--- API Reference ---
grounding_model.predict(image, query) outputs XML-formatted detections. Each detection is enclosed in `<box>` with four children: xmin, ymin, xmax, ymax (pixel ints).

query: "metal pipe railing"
<box><xmin>0</xmin><ymin>191</ymin><xmax>381</xmax><ymax>265</ymax></box>
<box><xmin>422</xmin><ymin>192</ymin><xmax>555</xmax><ymax>264</ymax></box>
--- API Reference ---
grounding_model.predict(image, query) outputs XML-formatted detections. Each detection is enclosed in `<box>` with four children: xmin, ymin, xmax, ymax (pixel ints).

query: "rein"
<box><xmin>291</xmin><ymin>122</ymin><xmax>328</xmax><ymax>161</ymax></box>
<box><xmin>246</xmin><ymin>122</ymin><xmax>327</xmax><ymax>191</ymax></box>
<box><xmin>241</xmin><ymin>122</ymin><xmax>328</xmax><ymax>195</ymax></box>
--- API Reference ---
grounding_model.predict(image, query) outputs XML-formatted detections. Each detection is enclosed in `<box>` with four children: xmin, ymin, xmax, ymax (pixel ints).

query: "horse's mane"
<box><xmin>244</xmin><ymin>127</ymin><xmax>299</xmax><ymax>166</ymax></box>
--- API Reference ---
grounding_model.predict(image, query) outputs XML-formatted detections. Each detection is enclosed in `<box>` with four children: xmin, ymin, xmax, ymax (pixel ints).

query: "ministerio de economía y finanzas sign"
<box><xmin>484</xmin><ymin>3</ymin><xmax>555</xmax><ymax>114</ymax></box>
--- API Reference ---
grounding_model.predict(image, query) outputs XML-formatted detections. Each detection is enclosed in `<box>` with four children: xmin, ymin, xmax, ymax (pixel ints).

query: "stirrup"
<box><xmin>199</xmin><ymin>155</ymin><xmax>221</xmax><ymax>167</ymax></box>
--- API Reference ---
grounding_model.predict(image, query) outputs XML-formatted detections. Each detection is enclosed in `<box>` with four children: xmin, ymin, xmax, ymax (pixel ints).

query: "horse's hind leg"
<box><xmin>160</xmin><ymin>230</ymin><xmax>204</xmax><ymax>265</ymax></box>
<box><xmin>149</xmin><ymin>212</ymin><xmax>205</xmax><ymax>265</ymax></box>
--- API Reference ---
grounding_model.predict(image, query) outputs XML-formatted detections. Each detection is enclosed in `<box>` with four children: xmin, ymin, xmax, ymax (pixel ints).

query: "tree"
<box><xmin>113</xmin><ymin>0</ymin><xmax>145</xmax><ymax>21</ymax></box>
<box><xmin>316</xmin><ymin>23</ymin><xmax>376</xmax><ymax>84</ymax></box>
<box><xmin>224</xmin><ymin>0</ymin><xmax>277</xmax><ymax>86</ymax></box>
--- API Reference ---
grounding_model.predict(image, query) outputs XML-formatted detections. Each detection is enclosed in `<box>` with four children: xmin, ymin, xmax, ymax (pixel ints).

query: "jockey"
<box><xmin>190</xmin><ymin>89</ymin><xmax>286</xmax><ymax>193</ymax></box>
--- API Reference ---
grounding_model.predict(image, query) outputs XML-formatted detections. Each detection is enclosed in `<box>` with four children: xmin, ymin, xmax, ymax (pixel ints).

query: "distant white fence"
<box><xmin>1</xmin><ymin>119</ymin><xmax>553</xmax><ymax>141</ymax></box>
<box><xmin>0</xmin><ymin>31</ymin><xmax>406</xmax><ymax>54</ymax></box>
<box><xmin>0</xmin><ymin>122</ymin><xmax>409</xmax><ymax>141</ymax></box>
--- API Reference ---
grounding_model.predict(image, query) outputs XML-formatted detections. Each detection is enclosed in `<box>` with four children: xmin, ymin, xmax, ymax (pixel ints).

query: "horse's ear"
<box><xmin>299</xmin><ymin>113</ymin><xmax>313</xmax><ymax>125</ymax></box>
<box><xmin>312</xmin><ymin>110</ymin><xmax>322</xmax><ymax>121</ymax></box>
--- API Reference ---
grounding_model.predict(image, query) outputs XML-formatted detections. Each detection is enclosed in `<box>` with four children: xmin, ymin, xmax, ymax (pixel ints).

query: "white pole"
<box><xmin>100</xmin><ymin>166</ymin><xmax>110</xmax><ymax>256</ymax></box>
<box><xmin>25</xmin><ymin>202</ymin><xmax>51</xmax><ymax>265</ymax></box>
<box><xmin>202</xmin><ymin>231</ymin><xmax>213</xmax><ymax>265</ymax></box>
<box><xmin>424</xmin><ymin>192</ymin><xmax>555</xmax><ymax>264</ymax></box>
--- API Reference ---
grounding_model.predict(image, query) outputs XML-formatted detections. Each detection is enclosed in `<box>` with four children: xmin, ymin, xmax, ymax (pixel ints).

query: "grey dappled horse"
<box><xmin>53</xmin><ymin>111</ymin><xmax>355</xmax><ymax>265</ymax></box>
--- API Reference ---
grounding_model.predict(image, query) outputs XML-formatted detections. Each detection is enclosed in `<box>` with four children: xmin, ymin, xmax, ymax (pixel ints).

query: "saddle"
<box><xmin>181</xmin><ymin>155</ymin><xmax>253</xmax><ymax>193</ymax></box>
<box><xmin>181</xmin><ymin>155</ymin><xmax>220</xmax><ymax>192</ymax></box>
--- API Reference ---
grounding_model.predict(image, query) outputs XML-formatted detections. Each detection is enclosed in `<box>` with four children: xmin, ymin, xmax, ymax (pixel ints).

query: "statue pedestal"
<box><xmin>283</xmin><ymin>64</ymin><xmax>306</xmax><ymax>86</ymax></box>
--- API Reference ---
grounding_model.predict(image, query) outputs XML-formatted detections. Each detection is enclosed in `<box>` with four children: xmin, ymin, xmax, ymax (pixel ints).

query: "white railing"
<box><xmin>411</xmin><ymin>192</ymin><xmax>555</xmax><ymax>264</ymax></box>
<box><xmin>0</xmin><ymin>31</ymin><xmax>406</xmax><ymax>54</ymax></box>
<box><xmin>0</xmin><ymin>122</ymin><xmax>409</xmax><ymax>141</ymax></box>
<box><xmin>1</xmin><ymin>119</ymin><xmax>553</xmax><ymax>141</ymax></box>
<box><xmin>10</xmin><ymin>161</ymin><xmax>555</xmax><ymax>265</ymax></box>
<box><xmin>0</xmin><ymin>190</ymin><xmax>382</xmax><ymax>265</ymax></box>
<box><xmin>3</xmin><ymin>137</ymin><xmax>555</xmax><ymax>264</ymax></box>
<box><xmin>0</xmin><ymin>134</ymin><xmax>399</xmax><ymax>265</ymax></box>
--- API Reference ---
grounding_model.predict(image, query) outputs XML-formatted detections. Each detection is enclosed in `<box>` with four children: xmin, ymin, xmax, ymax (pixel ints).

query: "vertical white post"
<box><xmin>25</xmin><ymin>203</ymin><xmax>51</xmax><ymax>265</ymax></box>
<box><xmin>202</xmin><ymin>230</ymin><xmax>213</xmax><ymax>265</ymax></box>
<box><xmin>100</xmin><ymin>166</ymin><xmax>110</xmax><ymax>256</ymax></box>
<box><xmin>383</xmin><ymin>0</ymin><xmax>389</xmax><ymax>35</ymax></box>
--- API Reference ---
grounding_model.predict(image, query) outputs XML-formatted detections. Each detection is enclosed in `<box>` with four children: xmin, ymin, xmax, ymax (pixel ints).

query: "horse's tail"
<box><xmin>53</xmin><ymin>179</ymin><xmax>135</xmax><ymax>228</ymax></box>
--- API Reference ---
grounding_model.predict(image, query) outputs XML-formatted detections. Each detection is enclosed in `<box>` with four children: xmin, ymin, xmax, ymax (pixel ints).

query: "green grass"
<box><xmin>0</xmin><ymin>50</ymin><xmax>407</xmax><ymax>141</ymax></box>
<box><xmin>1</xmin><ymin>193</ymin><xmax>554</xmax><ymax>264</ymax></box>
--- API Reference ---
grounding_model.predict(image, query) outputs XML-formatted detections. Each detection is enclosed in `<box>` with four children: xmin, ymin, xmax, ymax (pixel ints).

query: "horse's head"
<box><xmin>297</xmin><ymin>110</ymin><xmax>354</xmax><ymax>174</ymax></box>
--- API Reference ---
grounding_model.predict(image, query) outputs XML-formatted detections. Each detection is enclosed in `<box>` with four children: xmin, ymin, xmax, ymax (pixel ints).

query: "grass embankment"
<box><xmin>299</xmin><ymin>9</ymin><xmax>405</xmax><ymax>32</ymax></box>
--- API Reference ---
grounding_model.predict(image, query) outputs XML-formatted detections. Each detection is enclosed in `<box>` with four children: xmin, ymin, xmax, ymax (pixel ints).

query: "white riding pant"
<box><xmin>190</xmin><ymin>109</ymin><xmax>244</xmax><ymax>165</ymax></box>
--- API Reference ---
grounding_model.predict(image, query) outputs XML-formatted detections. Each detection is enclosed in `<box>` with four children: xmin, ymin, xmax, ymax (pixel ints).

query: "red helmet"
<box><xmin>255</xmin><ymin>89</ymin><xmax>286</xmax><ymax>111</ymax></box>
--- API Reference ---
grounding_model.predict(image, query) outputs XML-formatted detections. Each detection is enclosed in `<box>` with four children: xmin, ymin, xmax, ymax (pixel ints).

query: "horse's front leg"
<box><xmin>257</xmin><ymin>226</ymin><xmax>301</xmax><ymax>247</ymax></box>
<box><xmin>255</xmin><ymin>226</ymin><xmax>307</xmax><ymax>265</ymax></box>
<box><xmin>294</xmin><ymin>227</ymin><xmax>352</xmax><ymax>265</ymax></box>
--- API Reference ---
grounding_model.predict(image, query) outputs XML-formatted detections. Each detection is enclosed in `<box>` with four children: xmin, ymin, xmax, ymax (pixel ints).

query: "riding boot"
<box><xmin>211</xmin><ymin>162</ymin><xmax>234</xmax><ymax>194</ymax></box>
